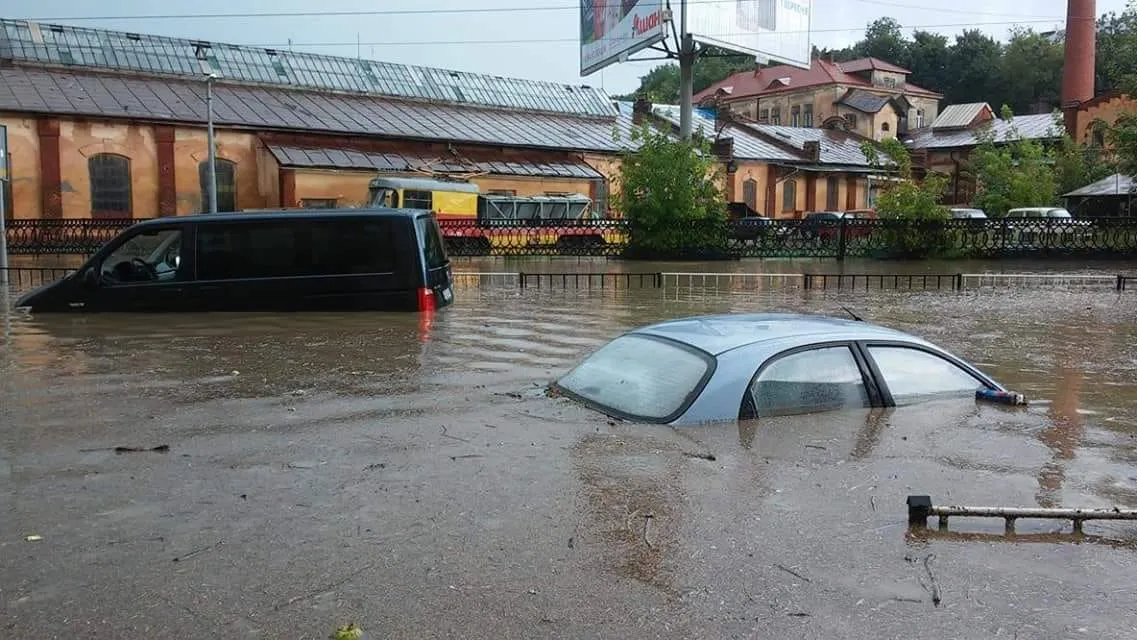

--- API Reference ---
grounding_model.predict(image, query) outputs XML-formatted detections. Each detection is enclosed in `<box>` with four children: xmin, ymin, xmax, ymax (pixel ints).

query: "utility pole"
<box><xmin>0</xmin><ymin>124</ymin><xmax>8</xmax><ymax>287</ymax></box>
<box><xmin>677</xmin><ymin>0</ymin><xmax>695</xmax><ymax>139</ymax></box>
<box><xmin>205</xmin><ymin>73</ymin><xmax>219</xmax><ymax>214</ymax></box>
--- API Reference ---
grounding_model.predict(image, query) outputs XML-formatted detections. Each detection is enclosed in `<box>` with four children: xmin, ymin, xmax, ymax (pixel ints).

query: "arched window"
<box><xmin>782</xmin><ymin>179</ymin><xmax>797</xmax><ymax>213</ymax></box>
<box><xmin>881</xmin><ymin>122</ymin><xmax>891</xmax><ymax>133</ymax></box>
<box><xmin>199</xmin><ymin>159</ymin><xmax>237</xmax><ymax>212</ymax></box>
<box><xmin>826</xmin><ymin>176</ymin><xmax>840</xmax><ymax>210</ymax></box>
<box><xmin>89</xmin><ymin>154</ymin><xmax>132</xmax><ymax>218</ymax></box>
<box><xmin>743</xmin><ymin>178</ymin><xmax>758</xmax><ymax>211</ymax></box>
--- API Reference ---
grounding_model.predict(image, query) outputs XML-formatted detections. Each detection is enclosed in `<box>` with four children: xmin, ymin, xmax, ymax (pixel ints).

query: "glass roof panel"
<box><xmin>0</xmin><ymin>18</ymin><xmax>615</xmax><ymax>118</ymax></box>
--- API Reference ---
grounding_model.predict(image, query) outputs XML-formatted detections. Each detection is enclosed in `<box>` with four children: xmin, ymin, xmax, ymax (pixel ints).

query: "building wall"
<box><xmin>57</xmin><ymin>120</ymin><xmax>159</xmax><ymax>218</ymax></box>
<box><xmin>0</xmin><ymin>114</ymin><xmax>41</xmax><ymax>219</ymax></box>
<box><xmin>869</xmin><ymin>104</ymin><xmax>901</xmax><ymax>140</ymax></box>
<box><xmin>1072</xmin><ymin>94</ymin><xmax>1137</xmax><ymax>145</ymax></box>
<box><xmin>173</xmin><ymin>129</ymin><xmax>268</xmax><ymax>214</ymax></box>
<box><xmin>907</xmin><ymin>96</ymin><xmax>940</xmax><ymax>128</ymax></box>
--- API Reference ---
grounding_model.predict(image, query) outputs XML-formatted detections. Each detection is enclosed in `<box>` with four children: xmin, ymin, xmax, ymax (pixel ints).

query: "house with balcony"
<box><xmin>694</xmin><ymin>57</ymin><xmax>942</xmax><ymax>141</ymax></box>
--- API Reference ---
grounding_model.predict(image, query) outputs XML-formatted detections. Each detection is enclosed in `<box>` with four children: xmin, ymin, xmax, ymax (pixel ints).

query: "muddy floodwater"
<box><xmin>4</xmin><ymin>264</ymin><xmax>1137</xmax><ymax>638</ymax></box>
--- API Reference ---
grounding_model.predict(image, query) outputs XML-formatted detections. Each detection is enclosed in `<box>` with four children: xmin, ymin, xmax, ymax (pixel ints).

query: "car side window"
<box><xmin>867</xmin><ymin>345</ymin><xmax>987</xmax><ymax>406</ymax></box>
<box><xmin>98</xmin><ymin>228</ymin><xmax>183</xmax><ymax>286</ymax></box>
<box><xmin>748</xmin><ymin>346</ymin><xmax>870</xmax><ymax>417</ymax></box>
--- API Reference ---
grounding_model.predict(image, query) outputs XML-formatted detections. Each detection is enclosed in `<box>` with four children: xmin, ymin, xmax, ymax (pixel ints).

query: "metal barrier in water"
<box><xmin>803</xmin><ymin>273</ymin><xmax>962</xmax><ymax>291</ymax></box>
<box><xmin>961</xmin><ymin>272</ymin><xmax>1119</xmax><ymax>289</ymax></box>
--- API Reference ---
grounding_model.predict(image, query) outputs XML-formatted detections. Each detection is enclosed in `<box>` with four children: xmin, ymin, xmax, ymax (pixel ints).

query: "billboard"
<box><xmin>580</xmin><ymin>0</ymin><xmax>668</xmax><ymax>76</ymax></box>
<box><xmin>688</xmin><ymin>0</ymin><xmax>812</xmax><ymax>69</ymax></box>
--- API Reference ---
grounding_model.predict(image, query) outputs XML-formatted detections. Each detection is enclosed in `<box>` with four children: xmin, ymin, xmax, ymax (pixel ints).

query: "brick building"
<box><xmin>0</xmin><ymin>19</ymin><xmax>634</xmax><ymax>220</ymax></box>
<box><xmin>0</xmin><ymin>18</ymin><xmax>886</xmax><ymax>223</ymax></box>
<box><xmin>694</xmin><ymin>57</ymin><xmax>942</xmax><ymax>141</ymax></box>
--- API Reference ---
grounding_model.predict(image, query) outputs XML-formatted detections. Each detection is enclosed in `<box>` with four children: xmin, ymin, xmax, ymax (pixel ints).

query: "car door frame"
<box><xmin>852</xmin><ymin>339</ymin><xmax>1002</xmax><ymax>407</ymax></box>
<box><xmin>738</xmin><ymin>340</ymin><xmax>888</xmax><ymax>420</ymax></box>
<box><xmin>76</xmin><ymin>221</ymin><xmax>197</xmax><ymax>312</ymax></box>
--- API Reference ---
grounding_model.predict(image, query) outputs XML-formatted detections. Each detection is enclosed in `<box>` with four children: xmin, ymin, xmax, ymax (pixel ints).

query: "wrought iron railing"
<box><xmin>6</xmin><ymin>216</ymin><xmax>1137</xmax><ymax>260</ymax></box>
<box><xmin>5</xmin><ymin>218</ymin><xmax>138</xmax><ymax>256</ymax></box>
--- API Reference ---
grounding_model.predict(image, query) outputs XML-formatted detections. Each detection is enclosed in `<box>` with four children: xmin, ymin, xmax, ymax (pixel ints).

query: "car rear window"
<box><xmin>556</xmin><ymin>334</ymin><xmax>712</xmax><ymax>421</ymax></box>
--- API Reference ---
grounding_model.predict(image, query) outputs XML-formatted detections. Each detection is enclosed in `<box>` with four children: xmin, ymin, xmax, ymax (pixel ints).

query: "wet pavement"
<box><xmin>4</xmin><ymin>271</ymin><xmax>1137</xmax><ymax>638</ymax></box>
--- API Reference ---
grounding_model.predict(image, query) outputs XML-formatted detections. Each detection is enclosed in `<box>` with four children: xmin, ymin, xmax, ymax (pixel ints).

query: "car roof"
<box><xmin>131</xmin><ymin>208</ymin><xmax>424</xmax><ymax>227</ymax></box>
<box><xmin>631</xmin><ymin>313</ymin><xmax>925</xmax><ymax>356</ymax></box>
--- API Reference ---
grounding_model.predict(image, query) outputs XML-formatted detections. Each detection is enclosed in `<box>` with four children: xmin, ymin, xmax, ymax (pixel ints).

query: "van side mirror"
<box><xmin>81</xmin><ymin>267</ymin><xmax>98</xmax><ymax>286</ymax></box>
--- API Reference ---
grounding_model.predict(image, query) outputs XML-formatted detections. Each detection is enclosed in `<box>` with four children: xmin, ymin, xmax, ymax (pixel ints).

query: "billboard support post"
<box><xmin>679</xmin><ymin>35</ymin><xmax>695</xmax><ymax>139</ymax></box>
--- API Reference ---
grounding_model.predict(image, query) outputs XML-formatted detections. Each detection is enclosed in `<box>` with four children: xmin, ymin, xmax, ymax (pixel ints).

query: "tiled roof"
<box><xmin>650</xmin><ymin>104</ymin><xmax>801</xmax><ymax>162</ymax></box>
<box><xmin>0</xmin><ymin>19</ymin><xmax>614</xmax><ymax>118</ymax></box>
<box><xmin>931</xmin><ymin>103</ymin><xmax>993</xmax><ymax>130</ymax></box>
<box><xmin>837</xmin><ymin>89</ymin><xmax>893</xmax><ymax>114</ymax></box>
<box><xmin>695</xmin><ymin>57</ymin><xmax>942</xmax><ymax>103</ymax></box>
<box><xmin>266</xmin><ymin>145</ymin><xmax>604</xmax><ymax>179</ymax></box>
<box><xmin>0</xmin><ymin>66</ymin><xmax>634</xmax><ymax>153</ymax></box>
<box><xmin>837</xmin><ymin>57</ymin><xmax>911</xmax><ymax>75</ymax></box>
<box><xmin>905</xmin><ymin>114</ymin><xmax>1062</xmax><ymax>149</ymax></box>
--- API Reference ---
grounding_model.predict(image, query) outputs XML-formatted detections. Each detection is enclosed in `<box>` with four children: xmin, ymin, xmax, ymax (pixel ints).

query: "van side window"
<box><xmin>99</xmin><ymin>228</ymin><xmax>183</xmax><ymax>285</ymax></box>
<box><xmin>196</xmin><ymin>219</ymin><xmax>398</xmax><ymax>280</ymax></box>
<box><xmin>310</xmin><ymin>220</ymin><xmax>398</xmax><ymax>274</ymax></box>
<box><xmin>404</xmin><ymin>190</ymin><xmax>432</xmax><ymax>210</ymax></box>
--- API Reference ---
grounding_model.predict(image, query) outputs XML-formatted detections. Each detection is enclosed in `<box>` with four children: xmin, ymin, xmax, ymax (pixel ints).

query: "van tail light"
<box><xmin>417</xmin><ymin>287</ymin><xmax>436</xmax><ymax>312</ymax></box>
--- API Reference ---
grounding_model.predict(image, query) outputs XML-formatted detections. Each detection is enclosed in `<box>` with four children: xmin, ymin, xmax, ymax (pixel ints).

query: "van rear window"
<box><xmin>415</xmin><ymin>216</ymin><xmax>448</xmax><ymax>270</ymax></box>
<box><xmin>196</xmin><ymin>219</ymin><xmax>399</xmax><ymax>280</ymax></box>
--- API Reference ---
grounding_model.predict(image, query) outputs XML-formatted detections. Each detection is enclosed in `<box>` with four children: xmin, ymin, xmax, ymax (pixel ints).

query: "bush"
<box><xmin>616</xmin><ymin>124</ymin><xmax>729</xmax><ymax>260</ymax></box>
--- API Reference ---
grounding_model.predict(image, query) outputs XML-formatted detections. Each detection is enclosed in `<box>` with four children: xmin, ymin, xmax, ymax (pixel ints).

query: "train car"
<box><xmin>366</xmin><ymin>176</ymin><xmax>623</xmax><ymax>255</ymax></box>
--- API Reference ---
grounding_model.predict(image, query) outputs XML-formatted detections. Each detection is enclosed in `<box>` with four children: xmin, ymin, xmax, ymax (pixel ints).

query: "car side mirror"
<box><xmin>81</xmin><ymin>267</ymin><xmax>98</xmax><ymax>287</ymax></box>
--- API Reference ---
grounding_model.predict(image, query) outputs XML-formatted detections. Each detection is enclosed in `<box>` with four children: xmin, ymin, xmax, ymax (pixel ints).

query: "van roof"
<box><xmin>131</xmin><ymin>208</ymin><xmax>426</xmax><ymax>227</ymax></box>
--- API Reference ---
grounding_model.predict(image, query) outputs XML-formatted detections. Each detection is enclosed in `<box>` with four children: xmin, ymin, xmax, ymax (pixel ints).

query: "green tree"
<box><xmin>1000</xmin><ymin>28</ymin><xmax>1064</xmax><ymax>113</ymax></box>
<box><xmin>855</xmin><ymin>18</ymin><xmax>911</xmax><ymax>68</ymax></box>
<box><xmin>860</xmin><ymin>138</ymin><xmax>948</xmax><ymax>220</ymax></box>
<box><xmin>620</xmin><ymin>47</ymin><xmax>755</xmax><ymax>104</ymax></box>
<box><xmin>1096</xmin><ymin>8</ymin><xmax>1137</xmax><ymax>95</ymax></box>
<box><xmin>970</xmin><ymin>107</ymin><xmax>1058</xmax><ymax>217</ymax></box>
<box><xmin>906</xmin><ymin>31</ymin><xmax>952</xmax><ymax>96</ymax></box>
<box><xmin>616</xmin><ymin>123</ymin><xmax>728</xmax><ymax>259</ymax></box>
<box><xmin>945</xmin><ymin>30</ymin><xmax>1005</xmax><ymax>106</ymax></box>
<box><xmin>1109</xmin><ymin>112</ymin><xmax>1137</xmax><ymax>178</ymax></box>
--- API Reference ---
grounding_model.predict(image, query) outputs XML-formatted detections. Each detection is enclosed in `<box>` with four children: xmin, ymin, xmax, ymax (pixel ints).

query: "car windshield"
<box><xmin>556</xmin><ymin>334</ymin><xmax>711</xmax><ymax>421</ymax></box>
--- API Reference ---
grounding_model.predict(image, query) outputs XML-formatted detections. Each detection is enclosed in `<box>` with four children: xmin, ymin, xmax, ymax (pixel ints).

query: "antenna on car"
<box><xmin>840</xmin><ymin>305</ymin><xmax>864</xmax><ymax>322</ymax></box>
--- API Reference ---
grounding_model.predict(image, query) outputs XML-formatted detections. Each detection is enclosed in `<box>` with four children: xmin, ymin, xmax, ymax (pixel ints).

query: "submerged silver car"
<box><xmin>553</xmin><ymin>313</ymin><xmax>1006</xmax><ymax>425</ymax></box>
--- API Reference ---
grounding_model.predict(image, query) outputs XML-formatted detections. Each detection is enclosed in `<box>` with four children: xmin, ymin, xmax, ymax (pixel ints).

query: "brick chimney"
<box><xmin>712</xmin><ymin>137</ymin><xmax>735</xmax><ymax>165</ymax></box>
<box><xmin>632</xmin><ymin>97</ymin><xmax>652</xmax><ymax>125</ymax></box>
<box><xmin>1062</xmin><ymin>0</ymin><xmax>1096</xmax><ymax>136</ymax></box>
<box><xmin>802</xmin><ymin>140</ymin><xmax>821</xmax><ymax>162</ymax></box>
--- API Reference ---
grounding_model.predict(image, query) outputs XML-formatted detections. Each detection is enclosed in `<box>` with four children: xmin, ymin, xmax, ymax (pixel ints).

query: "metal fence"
<box><xmin>7</xmin><ymin>217</ymin><xmax>1137</xmax><ymax>260</ymax></box>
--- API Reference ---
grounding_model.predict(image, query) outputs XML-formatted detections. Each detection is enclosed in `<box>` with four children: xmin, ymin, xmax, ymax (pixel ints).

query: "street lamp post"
<box><xmin>205</xmin><ymin>72</ymin><xmax>219</xmax><ymax>214</ymax></box>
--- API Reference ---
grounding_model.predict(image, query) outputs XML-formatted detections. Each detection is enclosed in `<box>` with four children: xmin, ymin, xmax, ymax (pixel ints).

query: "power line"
<box><xmin>21</xmin><ymin>20</ymin><xmax>1060</xmax><ymax>53</ymax></box>
<box><xmin>23</xmin><ymin>0</ymin><xmax>1064</xmax><ymax>23</ymax></box>
<box><xmin>241</xmin><ymin>20</ymin><xmax>1067</xmax><ymax>49</ymax></box>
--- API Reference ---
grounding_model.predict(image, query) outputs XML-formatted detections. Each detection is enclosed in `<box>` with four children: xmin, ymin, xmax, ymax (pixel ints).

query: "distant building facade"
<box><xmin>694</xmin><ymin>57</ymin><xmax>942</xmax><ymax>141</ymax></box>
<box><xmin>903</xmin><ymin>103</ymin><xmax>1063</xmax><ymax>205</ymax></box>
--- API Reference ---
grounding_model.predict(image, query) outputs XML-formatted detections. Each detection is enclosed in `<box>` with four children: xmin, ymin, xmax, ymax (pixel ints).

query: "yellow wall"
<box><xmin>58</xmin><ymin>120</ymin><xmax>159</xmax><ymax>219</ymax></box>
<box><xmin>292</xmin><ymin>170</ymin><xmax>373</xmax><ymax>207</ymax></box>
<box><xmin>173</xmin><ymin>129</ymin><xmax>267</xmax><ymax>214</ymax></box>
<box><xmin>472</xmin><ymin>175</ymin><xmax>591</xmax><ymax>197</ymax></box>
<box><xmin>0</xmin><ymin>114</ymin><xmax>41</xmax><ymax>219</ymax></box>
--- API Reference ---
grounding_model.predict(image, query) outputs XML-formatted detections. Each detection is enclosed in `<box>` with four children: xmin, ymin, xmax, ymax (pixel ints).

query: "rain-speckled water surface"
<box><xmin>3</xmin><ymin>264</ymin><xmax>1137</xmax><ymax>639</ymax></box>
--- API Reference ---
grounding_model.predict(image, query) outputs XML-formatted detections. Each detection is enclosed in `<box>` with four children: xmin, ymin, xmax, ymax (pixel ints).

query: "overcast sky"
<box><xmin>6</xmin><ymin>0</ymin><xmax>1127</xmax><ymax>95</ymax></box>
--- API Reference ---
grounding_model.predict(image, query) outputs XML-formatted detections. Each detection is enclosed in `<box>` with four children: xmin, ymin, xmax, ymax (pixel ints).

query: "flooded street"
<box><xmin>4</xmin><ymin>265</ymin><xmax>1137</xmax><ymax>638</ymax></box>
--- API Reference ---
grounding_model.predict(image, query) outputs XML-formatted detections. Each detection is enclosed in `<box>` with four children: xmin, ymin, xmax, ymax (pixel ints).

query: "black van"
<box><xmin>15</xmin><ymin>209</ymin><xmax>455</xmax><ymax>312</ymax></box>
